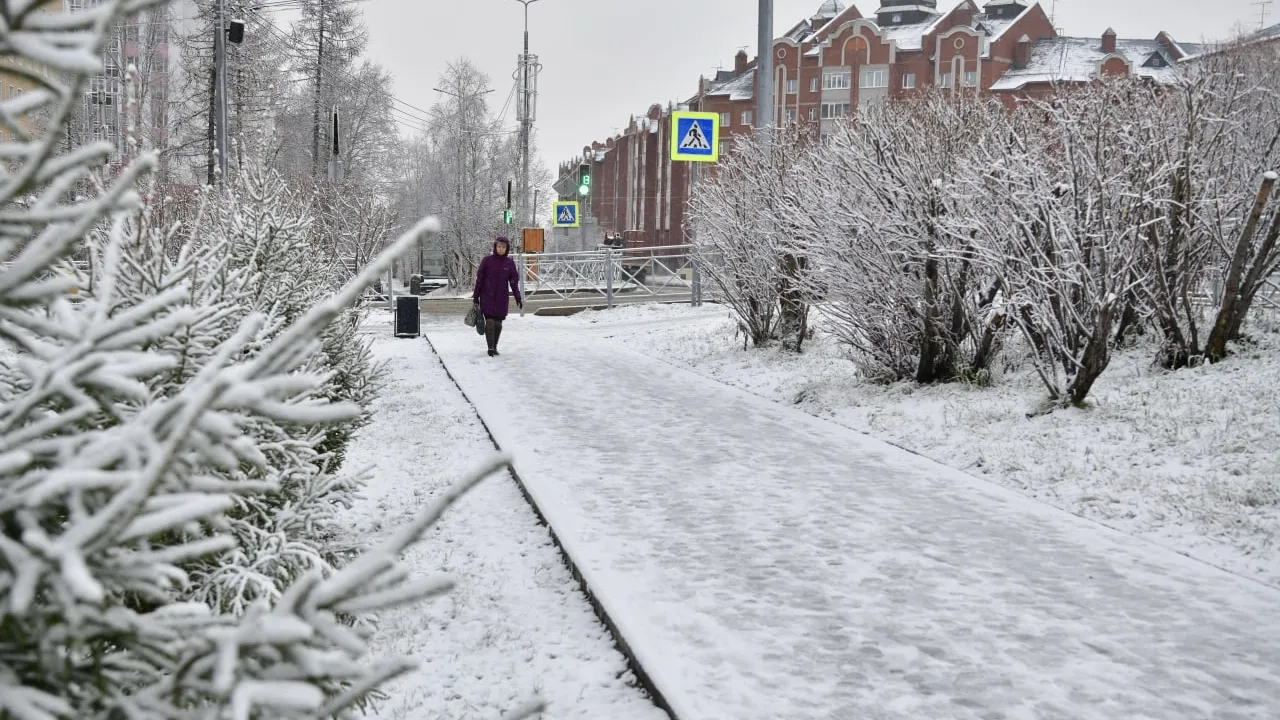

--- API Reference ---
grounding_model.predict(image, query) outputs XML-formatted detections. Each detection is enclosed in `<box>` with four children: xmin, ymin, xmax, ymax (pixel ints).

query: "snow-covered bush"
<box><xmin>787</xmin><ymin>95</ymin><xmax>1005</xmax><ymax>383</ymax></box>
<box><xmin>958</xmin><ymin>80</ymin><xmax>1155</xmax><ymax>409</ymax></box>
<box><xmin>689</xmin><ymin>129</ymin><xmax>812</xmax><ymax>350</ymax></box>
<box><xmin>0</xmin><ymin>2</ymin><xmax>535</xmax><ymax>718</ymax></box>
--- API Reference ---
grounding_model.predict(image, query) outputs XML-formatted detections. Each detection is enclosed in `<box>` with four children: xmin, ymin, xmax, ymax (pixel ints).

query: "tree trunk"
<box><xmin>1065</xmin><ymin>301</ymin><xmax>1118</xmax><ymax>407</ymax></box>
<box><xmin>1225</xmin><ymin>209</ymin><xmax>1280</xmax><ymax>341</ymax></box>
<box><xmin>1205</xmin><ymin>174</ymin><xmax>1276</xmax><ymax>362</ymax></box>
<box><xmin>311</xmin><ymin>3</ymin><xmax>326</xmax><ymax>178</ymax></box>
<box><xmin>207</xmin><ymin>64</ymin><xmax>216</xmax><ymax>185</ymax></box>
<box><xmin>778</xmin><ymin>253</ymin><xmax>808</xmax><ymax>353</ymax></box>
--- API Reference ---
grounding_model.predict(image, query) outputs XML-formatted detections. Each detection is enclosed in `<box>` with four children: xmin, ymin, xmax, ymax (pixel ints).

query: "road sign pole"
<box><xmin>605</xmin><ymin>248</ymin><xmax>615</xmax><ymax>309</ymax></box>
<box><xmin>518</xmin><ymin>251</ymin><xmax>527</xmax><ymax>318</ymax></box>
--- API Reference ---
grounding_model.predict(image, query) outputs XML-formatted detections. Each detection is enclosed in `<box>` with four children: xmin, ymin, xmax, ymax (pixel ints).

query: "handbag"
<box><xmin>465</xmin><ymin>303</ymin><xmax>486</xmax><ymax>335</ymax></box>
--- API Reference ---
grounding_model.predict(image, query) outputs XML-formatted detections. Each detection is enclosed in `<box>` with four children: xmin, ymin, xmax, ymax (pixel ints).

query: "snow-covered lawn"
<box><xmin>556</xmin><ymin>303</ymin><xmax>1280</xmax><ymax>588</ymax></box>
<box><xmin>343</xmin><ymin>313</ymin><xmax>665</xmax><ymax>720</ymax></box>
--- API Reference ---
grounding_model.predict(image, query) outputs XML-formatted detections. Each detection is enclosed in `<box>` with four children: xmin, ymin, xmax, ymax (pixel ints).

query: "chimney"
<box><xmin>1013</xmin><ymin>34</ymin><xmax>1031</xmax><ymax>68</ymax></box>
<box><xmin>1102</xmin><ymin>27</ymin><xmax>1117</xmax><ymax>54</ymax></box>
<box><xmin>735</xmin><ymin>49</ymin><xmax>749</xmax><ymax>73</ymax></box>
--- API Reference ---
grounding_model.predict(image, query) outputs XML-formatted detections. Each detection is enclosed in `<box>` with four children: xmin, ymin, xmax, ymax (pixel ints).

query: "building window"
<box><xmin>741</xmin><ymin>110</ymin><xmax>753</xmax><ymax>126</ymax></box>
<box><xmin>823</xmin><ymin>71</ymin><xmax>851</xmax><ymax>90</ymax></box>
<box><xmin>860</xmin><ymin>68</ymin><xmax>889</xmax><ymax>88</ymax></box>
<box><xmin>820</xmin><ymin>101</ymin><xmax>849</xmax><ymax>119</ymax></box>
<box><xmin>810</xmin><ymin>77</ymin><xmax>818</xmax><ymax>92</ymax></box>
<box><xmin>809</xmin><ymin>107</ymin><xmax>818</xmax><ymax>121</ymax></box>
<box><xmin>720</xmin><ymin>112</ymin><xmax>731</xmax><ymax>127</ymax></box>
<box><xmin>784</xmin><ymin>108</ymin><xmax>797</xmax><ymax>124</ymax></box>
<box><xmin>786</xmin><ymin>79</ymin><xmax>799</xmax><ymax>94</ymax></box>
<box><xmin>903</xmin><ymin>73</ymin><xmax>917</xmax><ymax>89</ymax></box>
<box><xmin>719</xmin><ymin>141</ymin><xmax>726</xmax><ymax>157</ymax></box>
<box><xmin>964</xmin><ymin>71</ymin><xmax>979</xmax><ymax>87</ymax></box>
<box><xmin>941</xmin><ymin>73</ymin><xmax>955</xmax><ymax>88</ymax></box>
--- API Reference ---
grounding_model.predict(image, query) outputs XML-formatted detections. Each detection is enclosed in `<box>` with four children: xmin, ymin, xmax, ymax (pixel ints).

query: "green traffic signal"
<box><xmin>578</xmin><ymin>184</ymin><xmax>589</xmax><ymax>196</ymax></box>
<box><xmin>503</xmin><ymin>209</ymin><xmax>513</xmax><ymax>224</ymax></box>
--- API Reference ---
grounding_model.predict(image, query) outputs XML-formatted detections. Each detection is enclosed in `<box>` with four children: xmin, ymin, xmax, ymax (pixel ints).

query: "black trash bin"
<box><xmin>409</xmin><ymin>274</ymin><xmax>422</xmax><ymax>296</ymax></box>
<box><xmin>394</xmin><ymin>295</ymin><xmax>420</xmax><ymax>338</ymax></box>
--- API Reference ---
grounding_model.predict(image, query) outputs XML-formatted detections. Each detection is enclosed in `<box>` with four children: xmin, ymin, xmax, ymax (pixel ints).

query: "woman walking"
<box><xmin>471</xmin><ymin>236</ymin><xmax>523</xmax><ymax>357</ymax></box>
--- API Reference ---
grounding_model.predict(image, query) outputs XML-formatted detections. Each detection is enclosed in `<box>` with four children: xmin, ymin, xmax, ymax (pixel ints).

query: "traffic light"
<box><xmin>502</xmin><ymin>209</ymin><xmax>513</xmax><ymax>225</ymax></box>
<box><xmin>578</xmin><ymin>163</ymin><xmax>591</xmax><ymax>196</ymax></box>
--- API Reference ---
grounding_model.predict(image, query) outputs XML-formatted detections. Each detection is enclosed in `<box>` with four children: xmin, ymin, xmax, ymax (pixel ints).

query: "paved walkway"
<box><xmin>428</xmin><ymin>318</ymin><xmax>1280</xmax><ymax>720</ymax></box>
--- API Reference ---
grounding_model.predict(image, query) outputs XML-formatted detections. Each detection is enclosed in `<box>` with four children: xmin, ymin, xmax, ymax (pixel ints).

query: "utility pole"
<box><xmin>515</xmin><ymin>0</ymin><xmax>543</xmax><ymax>247</ymax></box>
<box><xmin>213</xmin><ymin>0</ymin><xmax>228</xmax><ymax>178</ymax></box>
<box><xmin>757</xmin><ymin>0</ymin><xmax>773</xmax><ymax>151</ymax></box>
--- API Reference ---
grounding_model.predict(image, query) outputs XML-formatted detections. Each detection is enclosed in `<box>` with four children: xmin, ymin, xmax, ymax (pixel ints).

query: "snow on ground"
<box><xmin>552</xmin><ymin>303</ymin><xmax>1280</xmax><ymax>587</ymax></box>
<box><xmin>342</xmin><ymin>311</ymin><xmax>665</xmax><ymax>720</ymax></box>
<box><xmin>428</xmin><ymin>316</ymin><xmax>1280</xmax><ymax>720</ymax></box>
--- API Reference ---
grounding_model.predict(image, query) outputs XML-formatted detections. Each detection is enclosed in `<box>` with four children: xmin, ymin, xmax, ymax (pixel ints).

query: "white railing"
<box><xmin>515</xmin><ymin>244</ymin><xmax>705</xmax><ymax>312</ymax></box>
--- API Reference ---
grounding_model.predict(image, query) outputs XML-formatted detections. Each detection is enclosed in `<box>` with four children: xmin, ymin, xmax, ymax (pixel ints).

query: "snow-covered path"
<box><xmin>429</xmin><ymin>317</ymin><xmax>1280</xmax><ymax>720</ymax></box>
<box><xmin>344</xmin><ymin>323</ymin><xmax>666</xmax><ymax>720</ymax></box>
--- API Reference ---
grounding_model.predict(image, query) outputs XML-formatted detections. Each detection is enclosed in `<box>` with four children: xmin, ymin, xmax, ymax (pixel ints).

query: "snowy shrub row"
<box><xmin>691</xmin><ymin>42</ymin><xmax>1280</xmax><ymax>409</ymax></box>
<box><xmin>0</xmin><ymin>2</ymin><xmax>537</xmax><ymax>718</ymax></box>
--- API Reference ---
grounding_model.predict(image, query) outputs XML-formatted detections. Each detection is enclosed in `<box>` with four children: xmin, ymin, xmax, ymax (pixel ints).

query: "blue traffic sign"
<box><xmin>553</xmin><ymin>201</ymin><xmax>580</xmax><ymax>228</ymax></box>
<box><xmin>671</xmin><ymin>111</ymin><xmax>720</xmax><ymax>163</ymax></box>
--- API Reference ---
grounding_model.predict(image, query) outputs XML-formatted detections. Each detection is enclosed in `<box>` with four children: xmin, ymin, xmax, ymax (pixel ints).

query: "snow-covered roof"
<box><xmin>704</xmin><ymin>69</ymin><xmax>756</xmax><ymax>101</ymax></box>
<box><xmin>974</xmin><ymin>3</ymin><xmax>1036</xmax><ymax>57</ymax></box>
<box><xmin>1246</xmin><ymin>21</ymin><xmax>1280</xmax><ymax>43</ymax></box>
<box><xmin>879</xmin><ymin>12</ymin><xmax>945</xmax><ymax>51</ymax></box>
<box><xmin>984</xmin><ymin>0</ymin><xmax>1025</xmax><ymax>6</ymax></box>
<box><xmin>990</xmin><ymin>36</ymin><xmax>1182</xmax><ymax>91</ymax></box>
<box><xmin>875</xmin><ymin>3</ymin><xmax>938</xmax><ymax>12</ymax></box>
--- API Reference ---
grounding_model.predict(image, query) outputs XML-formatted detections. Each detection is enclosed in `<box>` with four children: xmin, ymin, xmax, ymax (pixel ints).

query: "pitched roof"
<box><xmin>704</xmin><ymin>68</ymin><xmax>757</xmax><ymax>102</ymax></box>
<box><xmin>990</xmin><ymin>36</ymin><xmax>1183</xmax><ymax>91</ymax></box>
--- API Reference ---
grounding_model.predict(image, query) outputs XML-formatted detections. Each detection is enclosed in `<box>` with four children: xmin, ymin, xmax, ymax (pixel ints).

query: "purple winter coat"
<box><xmin>472</xmin><ymin>244</ymin><xmax>522</xmax><ymax>319</ymax></box>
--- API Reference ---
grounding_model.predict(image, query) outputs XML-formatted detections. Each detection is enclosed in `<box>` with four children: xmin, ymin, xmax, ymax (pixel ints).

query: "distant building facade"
<box><xmin>558</xmin><ymin>0</ymin><xmax>1206</xmax><ymax>247</ymax></box>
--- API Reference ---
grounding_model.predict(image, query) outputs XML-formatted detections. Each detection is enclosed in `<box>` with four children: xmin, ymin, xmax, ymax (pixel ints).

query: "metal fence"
<box><xmin>514</xmin><ymin>244</ymin><xmax>705</xmax><ymax>313</ymax></box>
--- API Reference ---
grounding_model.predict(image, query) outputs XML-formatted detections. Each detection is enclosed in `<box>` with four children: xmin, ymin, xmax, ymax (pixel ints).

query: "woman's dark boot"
<box><xmin>485</xmin><ymin>319</ymin><xmax>497</xmax><ymax>357</ymax></box>
<box><xmin>492</xmin><ymin>320</ymin><xmax>503</xmax><ymax>356</ymax></box>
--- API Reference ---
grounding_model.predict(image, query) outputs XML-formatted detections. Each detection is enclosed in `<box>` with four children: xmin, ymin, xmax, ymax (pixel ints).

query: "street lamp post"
<box><xmin>757</xmin><ymin>0</ymin><xmax>773</xmax><ymax>151</ymax></box>
<box><xmin>514</xmin><ymin>0</ymin><xmax>542</xmax><ymax>240</ymax></box>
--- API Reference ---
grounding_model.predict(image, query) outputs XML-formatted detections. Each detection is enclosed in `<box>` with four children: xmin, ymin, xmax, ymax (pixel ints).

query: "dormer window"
<box><xmin>892</xmin><ymin>13</ymin><xmax>901</xmax><ymax>22</ymax></box>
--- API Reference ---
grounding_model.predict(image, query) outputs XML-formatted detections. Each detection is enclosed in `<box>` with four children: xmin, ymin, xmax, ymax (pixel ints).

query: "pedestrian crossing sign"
<box><xmin>553</xmin><ymin>200</ymin><xmax>580</xmax><ymax>228</ymax></box>
<box><xmin>671</xmin><ymin>111</ymin><xmax>720</xmax><ymax>163</ymax></box>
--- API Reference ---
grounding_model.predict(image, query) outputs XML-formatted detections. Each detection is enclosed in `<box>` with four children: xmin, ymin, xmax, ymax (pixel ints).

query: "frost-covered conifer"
<box><xmin>0</xmin><ymin>2</ymin><xmax>534</xmax><ymax>718</ymax></box>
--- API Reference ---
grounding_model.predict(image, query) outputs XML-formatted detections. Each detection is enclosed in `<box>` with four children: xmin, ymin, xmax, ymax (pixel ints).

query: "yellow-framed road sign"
<box><xmin>670</xmin><ymin>111</ymin><xmax>720</xmax><ymax>163</ymax></box>
<box><xmin>553</xmin><ymin>200</ymin><xmax>580</xmax><ymax>228</ymax></box>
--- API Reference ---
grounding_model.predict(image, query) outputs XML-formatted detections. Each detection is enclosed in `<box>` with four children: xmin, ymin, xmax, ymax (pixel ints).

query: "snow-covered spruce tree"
<box><xmin>959</xmin><ymin>80</ymin><xmax>1154</xmax><ymax>410</ymax></box>
<box><xmin>786</xmin><ymin>94</ymin><xmax>1005</xmax><ymax>383</ymax></box>
<box><xmin>689</xmin><ymin>129</ymin><xmax>812</xmax><ymax>349</ymax></box>
<box><xmin>0</xmin><ymin>3</ymin><xmax>539</xmax><ymax>718</ymax></box>
<box><xmin>107</xmin><ymin>166</ymin><xmax>381</xmax><ymax>615</ymax></box>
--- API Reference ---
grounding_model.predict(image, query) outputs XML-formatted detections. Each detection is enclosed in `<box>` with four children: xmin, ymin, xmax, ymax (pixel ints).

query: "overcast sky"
<box><xmin>358</xmin><ymin>0</ymin><xmax>1260</xmax><ymax>173</ymax></box>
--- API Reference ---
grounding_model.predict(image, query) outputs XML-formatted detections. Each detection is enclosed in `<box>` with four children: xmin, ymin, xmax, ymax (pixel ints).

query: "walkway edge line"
<box><xmin>422</xmin><ymin>332</ymin><xmax>681</xmax><ymax>720</ymax></box>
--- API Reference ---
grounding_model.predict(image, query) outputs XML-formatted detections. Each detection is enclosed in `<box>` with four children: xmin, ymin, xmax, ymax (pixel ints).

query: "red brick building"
<box><xmin>558</xmin><ymin>0</ymin><xmax>1204</xmax><ymax>246</ymax></box>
